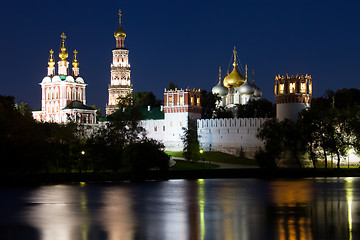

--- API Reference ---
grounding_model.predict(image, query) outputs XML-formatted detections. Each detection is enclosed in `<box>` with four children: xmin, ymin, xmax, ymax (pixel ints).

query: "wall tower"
<box><xmin>275</xmin><ymin>74</ymin><xmax>312</xmax><ymax>121</ymax></box>
<box><xmin>106</xmin><ymin>10</ymin><xmax>132</xmax><ymax>115</ymax></box>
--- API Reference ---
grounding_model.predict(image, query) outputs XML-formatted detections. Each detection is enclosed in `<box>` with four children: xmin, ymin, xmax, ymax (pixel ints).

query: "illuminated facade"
<box><xmin>32</xmin><ymin>33</ymin><xmax>97</xmax><ymax>124</ymax></box>
<box><xmin>275</xmin><ymin>74</ymin><xmax>312</xmax><ymax>121</ymax></box>
<box><xmin>106</xmin><ymin>10</ymin><xmax>132</xmax><ymax>115</ymax></box>
<box><xmin>140</xmin><ymin>89</ymin><xmax>202</xmax><ymax>150</ymax></box>
<box><xmin>212</xmin><ymin>48</ymin><xmax>262</xmax><ymax>110</ymax></box>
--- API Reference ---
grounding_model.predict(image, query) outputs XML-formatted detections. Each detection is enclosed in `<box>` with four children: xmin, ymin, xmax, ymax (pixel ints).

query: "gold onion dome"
<box><xmin>48</xmin><ymin>49</ymin><xmax>55</xmax><ymax>68</ymax></box>
<box><xmin>114</xmin><ymin>10</ymin><xmax>126</xmax><ymax>38</ymax></box>
<box><xmin>223</xmin><ymin>48</ymin><xmax>246</xmax><ymax>88</ymax></box>
<box><xmin>59</xmin><ymin>33</ymin><xmax>68</xmax><ymax>61</ymax></box>
<box><xmin>223</xmin><ymin>62</ymin><xmax>246</xmax><ymax>88</ymax></box>
<box><xmin>72</xmin><ymin>50</ymin><xmax>79</xmax><ymax>68</ymax></box>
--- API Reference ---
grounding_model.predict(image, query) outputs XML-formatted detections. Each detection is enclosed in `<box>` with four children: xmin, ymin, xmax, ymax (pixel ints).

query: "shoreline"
<box><xmin>1</xmin><ymin>168</ymin><xmax>360</xmax><ymax>186</ymax></box>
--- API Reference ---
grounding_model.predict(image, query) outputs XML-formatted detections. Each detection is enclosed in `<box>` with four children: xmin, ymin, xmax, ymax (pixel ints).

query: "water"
<box><xmin>0</xmin><ymin>178</ymin><xmax>359</xmax><ymax>240</ymax></box>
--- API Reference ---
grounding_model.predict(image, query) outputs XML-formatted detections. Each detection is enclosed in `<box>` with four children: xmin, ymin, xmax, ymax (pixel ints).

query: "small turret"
<box><xmin>47</xmin><ymin>49</ymin><xmax>55</xmax><ymax>77</ymax></box>
<box><xmin>275</xmin><ymin>74</ymin><xmax>312</xmax><ymax>121</ymax></box>
<box><xmin>72</xmin><ymin>50</ymin><xmax>79</xmax><ymax>77</ymax></box>
<box><xmin>58</xmin><ymin>33</ymin><xmax>69</xmax><ymax>76</ymax></box>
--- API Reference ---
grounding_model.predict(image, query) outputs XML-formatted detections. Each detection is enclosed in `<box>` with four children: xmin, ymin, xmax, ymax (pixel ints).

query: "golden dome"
<box><xmin>48</xmin><ymin>49</ymin><xmax>55</xmax><ymax>68</ymax></box>
<box><xmin>223</xmin><ymin>62</ymin><xmax>246</xmax><ymax>88</ymax></box>
<box><xmin>72</xmin><ymin>50</ymin><xmax>79</xmax><ymax>68</ymax></box>
<box><xmin>114</xmin><ymin>9</ymin><xmax>126</xmax><ymax>38</ymax></box>
<box><xmin>114</xmin><ymin>27</ymin><xmax>126</xmax><ymax>38</ymax></box>
<box><xmin>223</xmin><ymin>47</ymin><xmax>246</xmax><ymax>88</ymax></box>
<box><xmin>59</xmin><ymin>33</ymin><xmax>68</xmax><ymax>61</ymax></box>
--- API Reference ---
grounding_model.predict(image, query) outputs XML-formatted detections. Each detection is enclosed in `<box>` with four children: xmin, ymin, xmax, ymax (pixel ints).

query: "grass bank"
<box><xmin>166</xmin><ymin>151</ymin><xmax>257</xmax><ymax>166</ymax></box>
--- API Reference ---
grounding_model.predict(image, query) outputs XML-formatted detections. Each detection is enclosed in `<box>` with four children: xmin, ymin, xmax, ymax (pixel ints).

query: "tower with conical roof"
<box><xmin>106</xmin><ymin>10</ymin><xmax>132</xmax><ymax>115</ymax></box>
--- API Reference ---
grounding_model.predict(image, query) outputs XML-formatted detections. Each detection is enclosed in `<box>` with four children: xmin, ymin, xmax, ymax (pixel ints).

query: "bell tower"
<box><xmin>106</xmin><ymin>10</ymin><xmax>133</xmax><ymax>115</ymax></box>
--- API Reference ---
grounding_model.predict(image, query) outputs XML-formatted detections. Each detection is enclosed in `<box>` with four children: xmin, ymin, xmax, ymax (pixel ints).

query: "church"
<box><xmin>32</xmin><ymin>33</ymin><xmax>97</xmax><ymax>124</ymax></box>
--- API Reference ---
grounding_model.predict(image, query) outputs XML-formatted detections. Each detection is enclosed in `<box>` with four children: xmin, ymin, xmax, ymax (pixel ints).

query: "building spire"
<box><xmin>118</xmin><ymin>9</ymin><xmax>122</xmax><ymax>27</ymax></box>
<box><xmin>114</xmin><ymin>10</ymin><xmax>127</xmax><ymax>48</ymax></box>
<box><xmin>232</xmin><ymin>46</ymin><xmax>238</xmax><ymax>67</ymax></box>
<box><xmin>245</xmin><ymin>64</ymin><xmax>248</xmax><ymax>79</ymax></box>
<box><xmin>59</xmin><ymin>32</ymin><xmax>68</xmax><ymax>61</ymax></box>
<box><xmin>72</xmin><ymin>50</ymin><xmax>79</xmax><ymax>68</ymax></box>
<box><xmin>252</xmin><ymin>69</ymin><xmax>255</xmax><ymax>84</ymax></box>
<box><xmin>47</xmin><ymin>49</ymin><xmax>55</xmax><ymax>76</ymax></box>
<box><xmin>72</xmin><ymin>49</ymin><xmax>80</xmax><ymax>77</ymax></box>
<box><xmin>58</xmin><ymin>32</ymin><xmax>69</xmax><ymax>75</ymax></box>
<box><xmin>218</xmin><ymin>67</ymin><xmax>222</xmax><ymax>83</ymax></box>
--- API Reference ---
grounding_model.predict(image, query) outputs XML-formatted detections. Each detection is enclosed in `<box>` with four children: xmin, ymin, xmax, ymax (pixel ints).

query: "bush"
<box><xmin>122</xmin><ymin>140</ymin><xmax>170</xmax><ymax>172</ymax></box>
<box><xmin>254</xmin><ymin>149</ymin><xmax>278</xmax><ymax>168</ymax></box>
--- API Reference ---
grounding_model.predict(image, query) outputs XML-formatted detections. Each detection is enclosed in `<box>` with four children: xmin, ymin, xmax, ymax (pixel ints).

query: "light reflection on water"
<box><xmin>0</xmin><ymin>178</ymin><xmax>359</xmax><ymax>240</ymax></box>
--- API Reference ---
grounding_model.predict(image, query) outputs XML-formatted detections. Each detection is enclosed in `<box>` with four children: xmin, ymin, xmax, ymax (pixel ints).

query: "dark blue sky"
<box><xmin>1</xmin><ymin>0</ymin><xmax>359</xmax><ymax>113</ymax></box>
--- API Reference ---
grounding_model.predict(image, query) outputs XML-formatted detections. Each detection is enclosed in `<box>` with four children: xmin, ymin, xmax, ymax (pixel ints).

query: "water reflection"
<box><xmin>0</xmin><ymin>178</ymin><xmax>360</xmax><ymax>240</ymax></box>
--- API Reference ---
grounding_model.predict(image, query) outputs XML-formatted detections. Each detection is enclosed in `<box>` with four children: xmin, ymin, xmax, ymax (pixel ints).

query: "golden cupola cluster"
<box><xmin>59</xmin><ymin>32</ymin><xmax>68</xmax><ymax>61</ymax></box>
<box><xmin>114</xmin><ymin>9</ymin><xmax>126</xmax><ymax>38</ymax></box>
<box><xmin>223</xmin><ymin>48</ymin><xmax>246</xmax><ymax>88</ymax></box>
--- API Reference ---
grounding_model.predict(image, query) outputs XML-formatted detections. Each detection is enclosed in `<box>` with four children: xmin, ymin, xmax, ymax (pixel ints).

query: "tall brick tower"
<box><xmin>106</xmin><ymin>10</ymin><xmax>132</xmax><ymax>115</ymax></box>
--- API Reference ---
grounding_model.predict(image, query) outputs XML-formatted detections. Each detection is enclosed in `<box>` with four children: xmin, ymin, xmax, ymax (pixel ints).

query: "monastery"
<box><xmin>33</xmin><ymin>10</ymin><xmax>338</xmax><ymax>161</ymax></box>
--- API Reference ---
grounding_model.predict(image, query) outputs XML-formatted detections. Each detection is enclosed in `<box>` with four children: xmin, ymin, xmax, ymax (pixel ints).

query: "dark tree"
<box><xmin>200</xmin><ymin>90</ymin><xmax>218</xmax><ymax>119</ymax></box>
<box><xmin>133</xmin><ymin>91</ymin><xmax>162</xmax><ymax>108</ymax></box>
<box><xmin>168</xmin><ymin>82</ymin><xmax>179</xmax><ymax>90</ymax></box>
<box><xmin>181</xmin><ymin>118</ymin><xmax>200</xmax><ymax>161</ymax></box>
<box><xmin>237</xmin><ymin>99</ymin><xmax>275</xmax><ymax>118</ymax></box>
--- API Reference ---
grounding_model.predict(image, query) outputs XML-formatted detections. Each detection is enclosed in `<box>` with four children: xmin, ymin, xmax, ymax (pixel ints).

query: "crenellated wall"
<box><xmin>197</xmin><ymin>118</ymin><xmax>268</xmax><ymax>156</ymax></box>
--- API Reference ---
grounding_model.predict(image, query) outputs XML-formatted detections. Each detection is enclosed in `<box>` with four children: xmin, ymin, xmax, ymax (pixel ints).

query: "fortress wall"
<box><xmin>139</xmin><ymin>119</ymin><xmax>166</xmax><ymax>143</ymax></box>
<box><xmin>197</xmin><ymin>118</ymin><xmax>268</xmax><ymax>156</ymax></box>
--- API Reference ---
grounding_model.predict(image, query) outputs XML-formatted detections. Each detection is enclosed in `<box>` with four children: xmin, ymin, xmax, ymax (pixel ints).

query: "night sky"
<box><xmin>1</xmin><ymin>0</ymin><xmax>359</xmax><ymax>114</ymax></box>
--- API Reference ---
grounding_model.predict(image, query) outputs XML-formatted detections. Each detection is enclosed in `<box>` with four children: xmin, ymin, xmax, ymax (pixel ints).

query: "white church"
<box><xmin>32</xmin><ymin>33</ymin><xmax>97</xmax><ymax>124</ymax></box>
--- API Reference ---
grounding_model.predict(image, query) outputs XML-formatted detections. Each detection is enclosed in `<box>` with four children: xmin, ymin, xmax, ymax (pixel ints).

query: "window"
<box><xmin>300</xmin><ymin>82</ymin><xmax>306</xmax><ymax>93</ymax></box>
<box><xmin>274</xmin><ymin>85</ymin><xmax>277</xmax><ymax>95</ymax></box>
<box><xmin>154</xmin><ymin>126</ymin><xmax>157</xmax><ymax>131</ymax></box>
<box><xmin>197</xmin><ymin>97</ymin><xmax>200</xmax><ymax>106</ymax></box>
<box><xmin>191</xmin><ymin>97</ymin><xmax>194</xmax><ymax>105</ymax></box>
<box><xmin>279</xmin><ymin>84</ymin><xmax>284</xmax><ymax>94</ymax></box>
<box><xmin>170</xmin><ymin>122</ymin><xmax>173</xmax><ymax>126</ymax></box>
<box><xmin>163</xmin><ymin>126</ymin><xmax>165</xmax><ymax>131</ymax></box>
<box><xmin>289</xmin><ymin>82</ymin><xmax>295</xmax><ymax>93</ymax></box>
<box><xmin>169</xmin><ymin>96</ymin><xmax>173</xmax><ymax>104</ymax></box>
<box><xmin>309</xmin><ymin>83</ymin><xmax>312</xmax><ymax>94</ymax></box>
<box><xmin>179</xmin><ymin>96</ymin><xmax>183</xmax><ymax>105</ymax></box>
<box><xmin>180</xmin><ymin>121</ymin><xmax>182</xmax><ymax>126</ymax></box>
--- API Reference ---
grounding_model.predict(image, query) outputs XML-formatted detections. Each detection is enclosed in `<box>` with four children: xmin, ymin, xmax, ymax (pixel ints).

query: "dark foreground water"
<box><xmin>0</xmin><ymin>177</ymin><xmax>359</xmax><ymax>240</ymax></box>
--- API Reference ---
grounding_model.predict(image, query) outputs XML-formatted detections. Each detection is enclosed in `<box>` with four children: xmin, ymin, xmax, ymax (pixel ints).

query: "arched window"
<box><xmin>72</xmin><ymin>88</ymin><xmax>76</xmax><ymax>100</ymax></box>
<box><xmin>67</xmin><ymin>88</ymin><xmax>71</xmax><ymax>99</ymax></box>
<box><xmin>78</xmin><ymin>89</ymin><xmax>82</xmax><ymax>101</ymax></box>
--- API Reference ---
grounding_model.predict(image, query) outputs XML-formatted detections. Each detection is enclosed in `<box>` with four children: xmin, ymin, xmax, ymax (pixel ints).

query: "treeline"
<box><xmin>0</xmin><ymin>95</ymin><xmax>169</xmax><ymax>174</ymax></box>
<box><xmin>257</xmin><ymin>88</ymin><xmax>360</xmax><ymax>168</ymax></box>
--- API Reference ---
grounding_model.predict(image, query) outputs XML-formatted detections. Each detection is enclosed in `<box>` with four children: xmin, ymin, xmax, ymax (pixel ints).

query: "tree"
<box><xmin>122</xmin><ymin>139</ymin><xmax>169</xmax><ymax>171</ymax></box>
<box><xmin>168</xmin><ymin>82</ymin><xmax>179</xmax><ymax>90</ymax></box>
<box><xmin>200</xmin><ymin>90</ymin><xmax>218</xmax><ymax>119</ymax></box>
<box><xmin>237</xmin><ymin>99</ymin><xmax>275</xmax><ymax>118</ymax></box>
<box><xmin>213</xmin><ymin>106</ymin><xmax>234</xmax><ymax>119</ymax></box>
<box><xmin>90</xmin><ymin>105</ymin><xmax>103</xmax><ymax>122</ymax></box>
<box><xmin>133</xmin><ymin>91</ymin><xmax>162</xmax><ymax>108</ymax></box>
<box><xmin>257</xmin><ymin>118</ymin><xmax>305</xmax><ymax>168</ymax></box>
<box><xmin>181</xmin><ymin>118</ymin><xmax>200</xmax><ymax>161</ymax></box>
